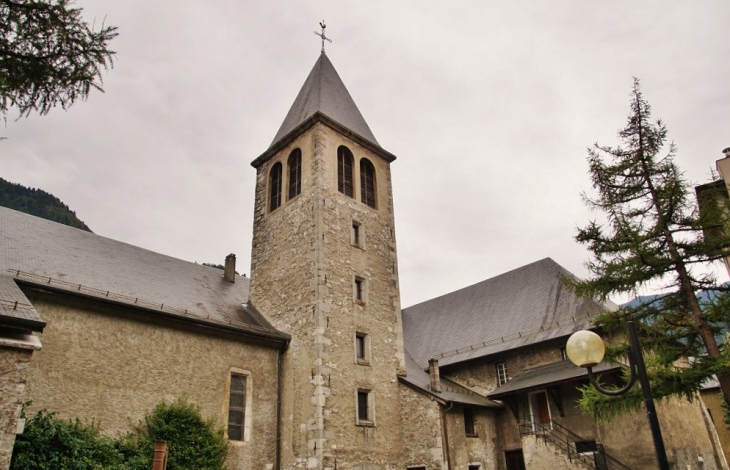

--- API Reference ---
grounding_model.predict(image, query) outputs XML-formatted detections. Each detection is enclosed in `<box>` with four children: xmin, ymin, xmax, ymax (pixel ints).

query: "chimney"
<box><xmin>428</xmin><ymin>358</ymin><xmax>442</xmax><ymax>393</ymax></box>
<box><xmin>224</xmin><ymin>254</ymin><xmax>236</xmax><ymax>283</ymax></box>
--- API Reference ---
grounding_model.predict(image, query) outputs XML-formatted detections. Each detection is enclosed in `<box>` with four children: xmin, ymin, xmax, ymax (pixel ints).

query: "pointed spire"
<box><xmin>270</xmin><ymin>53</ymin><xmax>379</xmax><ymax>148</ymax></box>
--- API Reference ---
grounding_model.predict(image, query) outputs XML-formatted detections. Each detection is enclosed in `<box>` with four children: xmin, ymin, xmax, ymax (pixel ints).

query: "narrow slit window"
<box><xmin>351</xmin><ymin>221</ymin><xmax>362</xmax><ymax>247</ymax></box>
<box><xmin>355</xmin><ymin>332</ymin><xmax>370</xmax><ymax>365</ymax></box>
<box><xmin>464</xmin><ymin>407</ymin><xmax>476</xmax><ymax>436</ymax></box>
<box><xmin>228</xmin><ymin>374</ymin><xmax>247</xmax><ymax>440</ymax></box>
<box><xmin>360</xmin><ymin>158</ymin><xmax>376</xmax><ymax>208</ymax></box>
<box><xmin>354</xmin><ymin>277</ymin><xmax>365</xmax><ymax>304</ymax></box>
<box><xmin>269</xmin><ymin>162</ymin><xmax>283</xmax><ymax>211</ymax></box>
<box><xmin>287</xmin><ymin>148</ymin><xmax>302</xmax><ymax>200</ymax></box>
<box><xmin>337</xmin><ymin>146</ymin><xmax>354</xmax><ymax>197</ymax></box>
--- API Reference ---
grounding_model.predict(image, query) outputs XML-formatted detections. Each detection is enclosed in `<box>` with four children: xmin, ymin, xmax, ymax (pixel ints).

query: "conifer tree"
<box><xmin>572</xmin><ymin>78</ymin><xmax>730</xmax><ymax>418</ymax></box>
<box><xmin>1</xmin><ymin>0</ymin><xmax>117</xmax><ymax>120</ymax></box>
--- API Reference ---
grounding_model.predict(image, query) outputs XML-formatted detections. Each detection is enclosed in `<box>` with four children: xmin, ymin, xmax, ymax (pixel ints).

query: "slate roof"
<box><xmin>270</xmin><ymin>52</ymin><xmax>379</xmax><ymax>148</ymax></box>
<box><xmin>0</xmin><ymin>275</ymin><xmax>44</xmax><ymax>330</ymax></box>
<box><xmin>487</xmin><ymin>360</ymin><xmax>621</xmax><ymax>399</ymax></box>
<box><xmin>0</xmin><ymin>207</ymin><xmax>288</xmax><ymax>342</ymax></box>
<box><xmin>402</xmin><ymin>258</ymin><xmax>614</xmax><ymax>370</ymax></box>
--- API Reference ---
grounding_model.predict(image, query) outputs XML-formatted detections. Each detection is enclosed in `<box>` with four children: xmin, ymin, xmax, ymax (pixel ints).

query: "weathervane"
<box><xmin>314</xmin><ymin>21</ymin><xmax>332</xmax><ymax>53</ymax></box>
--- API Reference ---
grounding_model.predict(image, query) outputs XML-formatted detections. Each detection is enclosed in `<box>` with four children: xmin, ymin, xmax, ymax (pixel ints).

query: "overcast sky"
<box><xmin>2</xmin><ymin>1</ymin><xmax>729</xmax><ymax>308</ymax></box>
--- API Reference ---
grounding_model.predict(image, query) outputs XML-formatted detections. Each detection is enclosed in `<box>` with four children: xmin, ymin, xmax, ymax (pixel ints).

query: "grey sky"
<box><xmin>2</xmin><ymin>1</ymin><xmax>729</xmax><ymax>308</ymax></box>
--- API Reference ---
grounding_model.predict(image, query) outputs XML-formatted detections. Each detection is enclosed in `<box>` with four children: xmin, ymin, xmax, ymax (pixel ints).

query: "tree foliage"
<box><xmin>571</xmin><ymin>78</ymin><xmax>730</xmax><ymax>419</ymax></box>
<box><xmin>0</xmin><ymin>0</ymin><xmax>117</xmax><ymax>120</ymax></box>
<box><xmin>11</xmin><ymin>399</ymin><xmax>229</xmax><ymax>470</ymax></box>
<box><xmin>0</xmin><ymin>177</ymin><xmax>91</xmax><ymax>230</ymax></box>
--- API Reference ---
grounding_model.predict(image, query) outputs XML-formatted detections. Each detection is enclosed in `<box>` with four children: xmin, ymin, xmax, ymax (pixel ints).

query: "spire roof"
<box><xmin>270</xmin><ymin>53</ymin><xmax>379</xmax><ymax>148</ymax></box>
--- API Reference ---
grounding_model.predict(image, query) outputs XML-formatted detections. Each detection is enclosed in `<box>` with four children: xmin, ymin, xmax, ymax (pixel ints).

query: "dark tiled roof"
<box><xmin>270</xmin><ymin>53</ymin><xmax>379</xmax><ymax>148</ymax></box>
<box><xmin>0</xmin><ymin>207</ymin><xmax>288</xmax><ymax>341</ymax></box>
<box><xmin>402</xmin><ymin>258</ymin><xmax>612</xmax><ymax>370</ymax></box>
<box><xmin>401</xmin><ymin>349</ymin><xmax>502</xmax><ymax>408</ymax></box>
<box><xmin>487</xmin><ymin>360</ymin><xmax>621</xmax><ymax>399</ymax></box>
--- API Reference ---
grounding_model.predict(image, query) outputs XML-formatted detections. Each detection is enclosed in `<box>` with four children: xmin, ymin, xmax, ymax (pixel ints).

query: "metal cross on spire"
<box><xmin>314</xmin><ymin>21</ymin><xmax>332</xmax><ymax>53</ymax></box>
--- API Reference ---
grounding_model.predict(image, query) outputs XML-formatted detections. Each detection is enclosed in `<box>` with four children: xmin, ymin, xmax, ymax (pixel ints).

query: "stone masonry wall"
<box><xmin>443</xmin><ymin>405</ymin><xmax>499</xmax><ymax>470</ymax></box>
<box><xmin>0</xmin><ymin>345</ymin><xmax>35</xmax><ymax>470</ymax></box>
<box><xmin>249</xmin><ymin>122</ymin><xmax>406</xmax><ymax>470</ymax></box>
<box><xmin>21</xmin><ymin>289</ymin><xmax>281</xmax><ymax>470</ymax></box>
<box><xmin>399</xmin><ymin>384</ymin><xmax>445</xmax><ymax>470</ymax></box>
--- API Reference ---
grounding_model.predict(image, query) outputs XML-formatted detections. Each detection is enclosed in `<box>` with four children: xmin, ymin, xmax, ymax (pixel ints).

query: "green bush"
<box><xmin>10</xmin><ymin>410</ymin><xmax>124</xmax><ymax>470</ymax></box>
<box><xmin>11</xmin><ymin>399</ymin><xmax>229</xmax><ymax>470</ymax></box>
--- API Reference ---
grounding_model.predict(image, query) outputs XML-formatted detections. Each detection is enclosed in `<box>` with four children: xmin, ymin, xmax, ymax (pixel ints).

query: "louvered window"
<box><xmin>228</xmin><ymin>374</ymin><xmax>247</xmax><ymax>440</ymax></box>
<box><xmin>360</xmin><ymin>158</ymin><xmax>376</xmax><ymax>208</ymax></box>
<box><xmin>269</xmin><ymin>162</ymin><xmax>283</xmax><ymax>211</ymax></box>
<box><xmin>288</xmin><ymin>149</ymin><xmax>302</xmax><ymax>200</ymax></box>
<box><xmin>338</xmin><ymin>146</ymin><xmax>354</xmax><ymax>197</ymax></box>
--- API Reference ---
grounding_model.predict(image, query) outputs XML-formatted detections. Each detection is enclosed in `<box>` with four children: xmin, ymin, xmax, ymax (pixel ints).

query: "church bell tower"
<box><xmin>248</xmin><ymin>51</ymin><xmax>406</xmax><ymax>470</ymax></box>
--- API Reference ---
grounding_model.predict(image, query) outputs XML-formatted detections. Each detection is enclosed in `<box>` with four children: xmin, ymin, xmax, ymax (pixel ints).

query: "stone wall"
<box><xmin>249</xmin><ymin>122</ymin><xmax>406</xmax><ymax>470</ymax></box>
<box><xmin>443</xmin><ymin>405</ymin><xmax>499</xmax><ymax>470</ymax></box>
<box><xmin>399</xmin><ymin>384</ymin><xmax>445</xmax><ymax>470</ymax></box>
<box><xmin>21</xmin><ymin>289</ymin><xmax>281</xmax><ymax>470</ymax></box>
<box><xmin>0</xmin><ymin>343</ymin><xmax>36</xmax><ymax>470</ymax></box>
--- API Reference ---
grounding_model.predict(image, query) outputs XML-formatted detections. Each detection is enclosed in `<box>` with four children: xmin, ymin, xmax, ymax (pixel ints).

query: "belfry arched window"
<box><xmin>288</xmin><ymin>149</ymin><xmax>302</xmax><ymax>200</ymax></box>
<box><xmin>337</xmin><ymin>146</ymin><xmax>354</xmax><ymax>198</ymax></box>
<box><xmin>269</xmin><ymin>162</ymin><xmax>283</xmax><ymax>212</ymax></box>
<box><xmin>360</xmin><ymin>158</ymin><xmax>376</xmax><ymax>208</ymax></box>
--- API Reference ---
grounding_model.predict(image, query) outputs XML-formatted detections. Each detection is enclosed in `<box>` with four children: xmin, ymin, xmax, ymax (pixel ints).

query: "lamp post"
<box><xmin>566</xmin><ymin>321</ymin><xmax>669</xmax><ymax>470</ymax></box>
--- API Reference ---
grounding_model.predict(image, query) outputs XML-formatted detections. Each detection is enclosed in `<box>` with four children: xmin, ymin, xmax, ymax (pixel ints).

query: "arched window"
<box><xmin>337</xmin><ymin>146</ymin><xmax>354</xmax><ymax>197</ymax></box>
<box><xmin>269</xmin><ymin>162</ymin><xmax>282</xmax><ymax>212</ymax></box>
<box><xmin>288</xmin><ymin>149</ymin><xmax>302</xmax><ymax>200</ymax></box>
<box><xmin>360</xmin><ymin>158</ymin><xmax>376</xmax><ymax>208</ymax></box>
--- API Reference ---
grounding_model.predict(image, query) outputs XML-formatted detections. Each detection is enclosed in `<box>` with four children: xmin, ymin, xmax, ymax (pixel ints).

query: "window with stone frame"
<box><xmin>287</xmin><ymin>148</ymin><xmax>302</xmax><ymax>200</ymax></box>
<box><xmin>269</xmin><ymin>162</ymin><xmax>283</xmax><ymax>211</ymax></box>
<box><xmin>356</xmin><ymin>389</ymin><xmax>374</xmax><ymax>425</ymax></box>
<box><xmin>355</xmin><ymin>331</ymin><xmax>371</xmax><ymax>365</ymax></box>
<box><xmin>496</xmin><ymin>361</ymin><xmax>508</xmax><ymax>386</ymax></box>
<box><xmin>337</xmin><ymin>146</ymin><xmax>354</xmax><ymax>197</ymax></box>
<box><xmin>228</xmin><ymin>374</ymin><xmax>247</xmax><ymax>440</ymax></box>
<box><xmin>351</xmin><ymin>220</ymin><xmax>363</xmax><ymax>248</ymax></box>
<box><xmin>360</xmin><ymin>158</ymin><xmax>376</xmax><ymax>208</ymax></box>
<box><xmin>354</xmin><ymin>276</ymin><xmax>367</xmax><ymax>304</ymax></box>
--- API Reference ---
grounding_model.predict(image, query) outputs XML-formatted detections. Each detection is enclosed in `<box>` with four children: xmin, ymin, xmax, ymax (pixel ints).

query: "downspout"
<box><xmin>276</xmin><ymin>345</ymin><xmax>286</xmax><ymax>470</ymax></box>
<box><xmin>440</xmin><ymin>401</ymin><xmax>454</xmax><ymax>470</ymax></box>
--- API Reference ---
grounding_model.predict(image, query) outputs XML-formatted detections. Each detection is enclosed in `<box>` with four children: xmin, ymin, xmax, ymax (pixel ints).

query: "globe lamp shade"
<box><xmin>566</xmin><ymin>330</ymin><xmax>605</xmax><ymax>368</ymax></box>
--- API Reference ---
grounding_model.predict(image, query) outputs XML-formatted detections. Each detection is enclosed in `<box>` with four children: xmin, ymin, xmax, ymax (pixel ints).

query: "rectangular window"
<box><xmin>228</xmin><ymin>374</ymin><xmax>247</xmax><ymax>440</ymax></box>
<box><xmin>354</xmin><ymin>277</ymin><xmax>366</xmax><ymax>304</ymax></box>
<box><xmin>496</xmin><ymin>362</ymin><xmax>508</xmax><ymax>386</ymax></box>
<box><xmin>504</xmin><ymin>450</ymin><xmax>526</xmax><ymax>470</ymax></box>
<box><xmin>355</xmin><ymin>332</ymin><xmax>370</xmax><ymax>365</ymax></box>
<box><xmin>468</xmin><ymin>465</ymin><xmax>481</xmax><ymax>470</ymax></box>
<box><xmin>575</xmin><ymin>440</ymin><xmax>598</xmax><ymax>454</ymax></box>
<box><xmin>464</xmin><ymin>407</ymin><xmax>477</xmax><ymax>436</ymax></box>
<box><xmin>351</xmin><ymin>221</ymin><xmax>362</xmax><ymax>247</ymax></box>
<box><xmin>356</xmin><ymin>389</ymin><xmax>374</xmax><ymax>425</ymax></box>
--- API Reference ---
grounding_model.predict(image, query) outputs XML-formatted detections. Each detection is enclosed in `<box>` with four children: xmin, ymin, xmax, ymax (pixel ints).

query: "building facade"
<box><xmin>0</xmin><ymin>52</ymin><xmax>727</xmax><ymax>470</ymax></box>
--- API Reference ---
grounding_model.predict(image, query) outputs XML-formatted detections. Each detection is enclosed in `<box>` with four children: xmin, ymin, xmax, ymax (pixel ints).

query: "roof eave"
<box><xmin>0</xmin><ymin>315</ymin><xmax>46</xmax><ymax>333</ymax></box>
<box><xmin>17</xmin><ymin>281</ymin><xmax>291</xmax><ymax>348</ymax></box>
<box><xmin>252</xmin><ymin>112</ymin><xmax>396</xmax><ymax>169</ymax></box>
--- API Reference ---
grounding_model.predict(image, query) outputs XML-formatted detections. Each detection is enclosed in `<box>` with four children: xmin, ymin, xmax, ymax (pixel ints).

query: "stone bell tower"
<box><xmin>248</xmin><ymin>51</ymin><xmax>406</xmax><ymax>470</ymax></box>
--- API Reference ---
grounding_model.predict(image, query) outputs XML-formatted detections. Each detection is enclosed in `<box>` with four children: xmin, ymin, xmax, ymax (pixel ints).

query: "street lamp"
<box><xmin>566</xmin><ymin>321</ymin><xmax>669</xmax><ymax>470</ymax></box>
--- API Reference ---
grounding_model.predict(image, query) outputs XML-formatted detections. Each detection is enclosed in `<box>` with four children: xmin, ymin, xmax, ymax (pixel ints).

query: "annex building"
<box><xmin>0</xmin><ymin>52</ymin><xmax>726</xmax><ymax>470</ymax></box>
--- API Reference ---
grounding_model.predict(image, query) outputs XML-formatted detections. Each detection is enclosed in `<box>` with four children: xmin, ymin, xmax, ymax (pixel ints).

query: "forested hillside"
<box><xmin>0</xmin><ymin>178</ymin><xmax>91</xmax><ymax>232</ymax></box>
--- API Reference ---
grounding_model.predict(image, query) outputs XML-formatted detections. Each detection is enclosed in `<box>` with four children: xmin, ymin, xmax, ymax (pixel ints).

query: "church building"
<box><xmin>0</xmin><ymin>51</ymin><xmax>726</xmax><ymax>470</ymax></box>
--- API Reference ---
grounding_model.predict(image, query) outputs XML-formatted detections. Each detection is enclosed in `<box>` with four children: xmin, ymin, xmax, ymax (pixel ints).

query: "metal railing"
<box><xmin>519</xmin><ymin>419</ymin><xmax>632</xmax><ymax>470</ymax></box>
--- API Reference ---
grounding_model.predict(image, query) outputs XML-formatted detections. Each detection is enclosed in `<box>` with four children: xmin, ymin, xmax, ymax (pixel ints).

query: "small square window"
<box><xmin>351</xmin><ymin>220</ymin><xmax>363</xmax><ymax>248</ymax></box>
<box><xmin>356</xmin><ymin>389</ymin><xmax>374</xmax><ymax>425</ymax></box>
<box><xmin>354</xmin><ymin>276</ymin><xmax>367</xmax><ymax>304</ymax></box>
<box><xmin>355</xmin><ymin>332</ymin><xmax>371</xmax><ymax>365</ymax></box>
<box><xmin>468</xmin><ymin>465</ymin><xmax>482</xmax><ymax>470</ymax></box>
<box><xmin>505</xmin><ymin>450</ymin><xmax>526</xmax><ymax>470</ymax></box>
<box><xmin>496</xmin><ymin>362</ymin><xmax>508</xmax><ymax>386</ymax></box>
<box><xmin>464</xmin><ymin>408</ymin><xmax>477</xmax><ymax>437</ymax></box>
